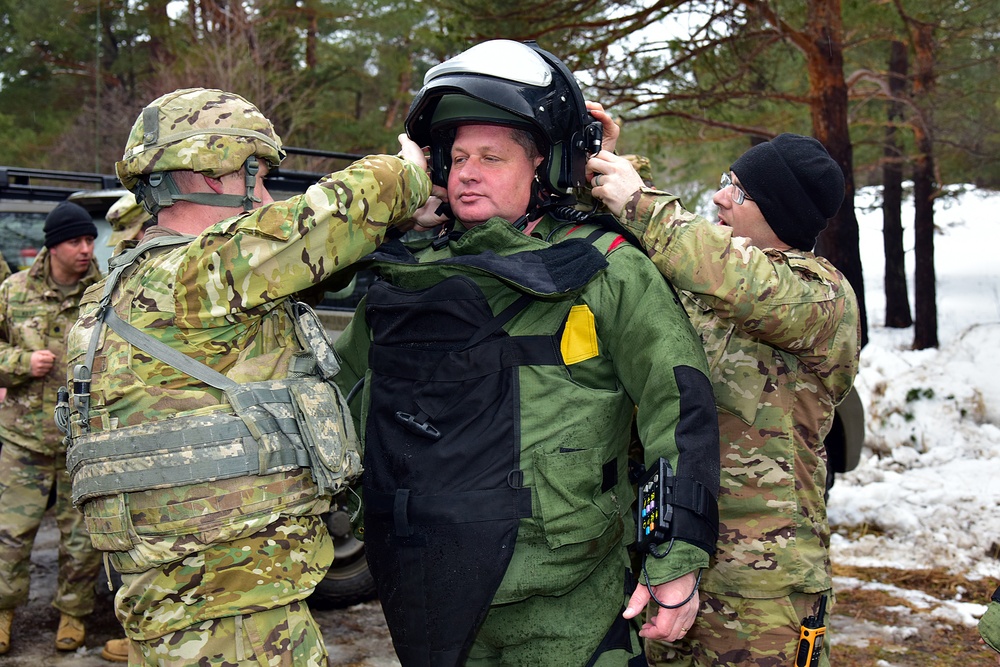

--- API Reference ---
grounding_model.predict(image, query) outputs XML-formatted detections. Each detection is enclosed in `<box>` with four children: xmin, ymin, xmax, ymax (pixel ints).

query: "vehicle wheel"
<box><xmin>311</xmin><ymin>497</ymin><xmax>377</xmax><ymax>608</ymax></box>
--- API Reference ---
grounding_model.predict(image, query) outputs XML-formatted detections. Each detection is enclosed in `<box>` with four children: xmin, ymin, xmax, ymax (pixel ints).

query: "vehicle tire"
<box><xmin>311</xmin><ymin>496</ymin><xmax>377</xmax><ymax>609</ymax></box>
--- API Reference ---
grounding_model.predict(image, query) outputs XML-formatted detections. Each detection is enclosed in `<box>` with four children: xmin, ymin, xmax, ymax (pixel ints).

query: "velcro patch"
<box><xmin>561</xmin><ymin>304</ymin><xmax>599</xmax><ymax>365</ymax></box>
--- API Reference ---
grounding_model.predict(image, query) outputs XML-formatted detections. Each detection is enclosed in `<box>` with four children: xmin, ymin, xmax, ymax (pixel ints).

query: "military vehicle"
<box><xmin>0</xmin><ymin>155</ymin><xmax>864</xmax><ymax>608</ymax></box>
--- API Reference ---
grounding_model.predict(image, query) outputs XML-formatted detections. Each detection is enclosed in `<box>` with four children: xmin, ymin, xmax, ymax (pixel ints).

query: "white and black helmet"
<box><xmin>405</xmin><ymin>40</ymin><xmax>602</xmax><ymax>214</ymax></box>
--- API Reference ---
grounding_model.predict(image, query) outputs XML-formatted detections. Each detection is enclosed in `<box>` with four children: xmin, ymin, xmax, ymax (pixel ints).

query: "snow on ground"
<box><xmin>827</xmin><ymin>184</ymin><xmax>1000</xmax><ymax>625</ymax></box>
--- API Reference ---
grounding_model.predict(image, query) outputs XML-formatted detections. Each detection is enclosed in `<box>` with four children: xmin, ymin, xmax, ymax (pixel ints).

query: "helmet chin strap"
<box><xmin>138</xmin><ymin>156</ymin><xmax>262</xmax><ymax>216</ymax></box>
<box><xmin>514</xmin><ymin>173</ymin><xmax>562</xmax><ymax>231</ymax></box>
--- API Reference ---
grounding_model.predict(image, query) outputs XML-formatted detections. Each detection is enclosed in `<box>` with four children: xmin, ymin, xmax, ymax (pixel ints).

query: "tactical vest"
<box><xmin>60</xmin><ymin>235</ymin><xmax>361</xmax><ymax>573</ymax></box>
<box><xmin>360</xmin><ymin>228</ymin><xmax>618</xmax><ymax>666</ymax></box>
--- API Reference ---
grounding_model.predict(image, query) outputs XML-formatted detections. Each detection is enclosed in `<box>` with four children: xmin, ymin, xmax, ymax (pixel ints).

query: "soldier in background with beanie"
<box><xmin>588</xmin><ymin>127</ymin><xmax>860</xmax><ymax>667</ymax></box>
<box><xmin>0</xmin><ymin>200</ymin><xmax>102</xmax><ymax>655</ymax></box>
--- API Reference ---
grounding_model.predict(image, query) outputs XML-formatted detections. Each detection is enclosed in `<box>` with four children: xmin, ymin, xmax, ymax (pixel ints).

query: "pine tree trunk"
<box><xmin>805</xmin><ymin>0</ymin><xmax>869</xmax><ymax>348</ymax></box>
<box><xmin>910</xmin><ymin>22</ymin><xmax>938</xmax><ymax>350</ymax></box>
<box><xmin>883</xmin><ymin>40</ymin><xmax>912</xmax><ymax>328</ymax></box>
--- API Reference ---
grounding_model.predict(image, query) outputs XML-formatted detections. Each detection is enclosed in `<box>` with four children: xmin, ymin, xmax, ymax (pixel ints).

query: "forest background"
<box><xmin>1</xmin><ymin>0</ymin><xmax>998</xmax><ymax>350</ymax></box>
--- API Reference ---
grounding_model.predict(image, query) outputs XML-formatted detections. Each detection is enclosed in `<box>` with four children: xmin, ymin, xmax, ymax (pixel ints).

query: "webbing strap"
<box><xmin>103</xmin><ymin>308</ymin><xmax>236</xmax><ymax>391</ymax></box>
<box><xmin>461</xmin><ymin>293</ymin><xmax>534</xmax><ymax>351</ymax></box>
<box><xmin>364</xmin><ymin>486</ymin><xmax>533</xmax><ymax>527</ymax></box>
<box><xmin>84</xmin><ymin>234</ymin><xmax>196</xmax><ymax>373</ymax></box>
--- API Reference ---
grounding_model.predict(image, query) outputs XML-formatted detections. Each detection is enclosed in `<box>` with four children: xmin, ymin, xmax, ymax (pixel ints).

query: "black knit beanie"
<box><xmin>44</xmin><ymin>201</ymin><xmax>98</xmax><ymax>248</ymax></box>
<box><xmin>730</xmin><ymin>133</ymin><xmax>845</xmax><ymax>251</ymax></box>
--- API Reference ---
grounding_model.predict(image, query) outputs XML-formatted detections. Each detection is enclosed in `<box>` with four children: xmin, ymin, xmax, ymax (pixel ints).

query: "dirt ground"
<box><xmin>2</xmin><ymin>515</ymin><xmax>997</xmax><ymax>666</ymax></box>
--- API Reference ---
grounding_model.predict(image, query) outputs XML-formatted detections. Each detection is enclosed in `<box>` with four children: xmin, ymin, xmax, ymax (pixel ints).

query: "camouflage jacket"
<box><xmin>65</xmin><ymin>155</ymin><xmax>429</xmax><ymax>640</ymax></box>
<box><xmin>0</xmin><ymin>248</ymin><xmax>101</xmax><ymax>454</ymax></box>
<box><xmin>617</xmin><ymin>190</ymin><xmax>860</xmax><ymax>597</ymax></box>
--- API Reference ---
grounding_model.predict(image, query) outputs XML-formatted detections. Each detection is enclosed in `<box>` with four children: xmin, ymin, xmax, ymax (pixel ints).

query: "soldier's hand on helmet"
<box><xmin>587</xmin><ymin>151</ymin><xmax>645</xmax><ymax>217</ymax></box>
<box><xmin>586</xmin><ymin>102</ymin><xmax>620</xmax><ymax>153</ymax></box>
<box><xmin>623</xmin><ymin>570</ymin><xmax>700</xmax><ymax>642</ymax></box>
<box><xmin>30</xmin><ymin>349</ymin><xmax>56</xmax><ymax>378</ymax></box>
<box><xmin>398</xmin><ymin>133</ymin><xmax>428</xmax><ymax>171</ymax></box>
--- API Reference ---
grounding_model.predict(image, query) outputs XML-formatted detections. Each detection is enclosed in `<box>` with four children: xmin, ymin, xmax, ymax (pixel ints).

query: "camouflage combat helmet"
<box><xmin>116</xmin><ymin>88</ymin><xmax>285</xmax><ymax>214</ymax></box>
<box><xmin>405</xmin><ymin>40</ymin><xmax>603</xmax><ymax>219</ymax></box>
<box><xmin>106</xmin><ymin>192</ymin><xmax>151</xmax><ymax>246</ymax></box>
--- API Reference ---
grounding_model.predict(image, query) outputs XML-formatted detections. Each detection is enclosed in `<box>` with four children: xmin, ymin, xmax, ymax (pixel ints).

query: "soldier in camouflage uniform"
<box><xmin>62</xmin><ymin>88</ymin><xmax>430</xmax><ymax>666</ymax></box>
<box><xmin>106</xmin><ymin>192</ymin><xmax>151</xmax><ymax>249</ymax></box>
<box><xmin>0</xmin><ymin>249</ymin><xmax>10</xmax><ymax>284</ymax></box>
<box><xmin>0</xmin><ymin>201</ymin><xmax>102</xmax><ymax>655</ymax></box>
<box><xmin>0</xmin><ymin>251</ymin><xmax>8</xmax><ymax>402</ymax></box>
<box><xmin>97</xmin><ymin>194</ymin><xmax>149</xmax><ymax>665</ymax></box>
<box><xmin>588</xmin><ymin>126</ymin><xmax>860</xmax><ymax>666</ymax></box>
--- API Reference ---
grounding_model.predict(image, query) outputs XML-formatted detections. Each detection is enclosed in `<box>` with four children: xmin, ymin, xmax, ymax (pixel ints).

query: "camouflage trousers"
<box><xmin>467</xmin><ymin>549</ymin><xmax>647</xmax><ymax>666</ymax></box>
<box><xmin>646</xmin><ymin>589</ymin><xmax>832</xmax><ymax>667</ymax></box>
<box><xmin>0</xmin><ymin>440</ymin><xmax>101</xmax><ymax>616</ymax></box>
<box><xmin>125</xmin><ymin>600</ymin><xmax>328</xmax><ymax>667</ymax></box>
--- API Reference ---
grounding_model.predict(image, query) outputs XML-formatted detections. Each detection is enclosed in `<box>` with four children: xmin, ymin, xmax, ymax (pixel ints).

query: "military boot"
<box><xmin>101</xmin><ymin>637</ymin><xmax>130</xmax><ymax>662</ymax></box>
<box><xmin>0</xmin><ymin>608</ymin><xmax>13</xmax><ymax>654</ymax></box>
<box><xmin>55</xmin><ymin>613</ymin><xmax>86</xmax><ymax>651</ymax></box>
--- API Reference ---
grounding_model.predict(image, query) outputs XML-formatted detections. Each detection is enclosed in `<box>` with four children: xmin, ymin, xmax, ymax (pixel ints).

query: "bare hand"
<box><xmin>30</xmin><ymin>349</ymin><xmax>56</xmax><ymax>378</ymax></box>
<box><xmin>586</xmin><ymin>101</ymin><xmax>620</xmax><ymax>154</ymax></box>
<box><xmin>398</xmin><ymin>133</ymin><xmax>428</xmax><ymax>171</ymax></box>
<box><xmin>623</xmin><ymin>570</ymin><xmax>700</xmax><ymax>642</ymax></box>
<box><xmin>586</xmin><ymin>151</ymin><xmax>645</xmax><ymax>217</ymax></box>
<box><xmin>403</xmin><ymin>186</ymin><xmax>450</xmax><ymax>233</ymax></box>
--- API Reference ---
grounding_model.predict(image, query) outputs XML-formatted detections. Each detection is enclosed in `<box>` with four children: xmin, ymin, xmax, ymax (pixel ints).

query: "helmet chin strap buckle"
<box><xmin>242</xmin><ymin>156</ymin><xmax>261</xmax><ymax>211</ymax></box>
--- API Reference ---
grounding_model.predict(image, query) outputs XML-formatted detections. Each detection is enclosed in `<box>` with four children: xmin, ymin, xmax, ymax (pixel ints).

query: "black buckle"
<box><xmin>394</xmin><ymin>411</ymin><xmax>441</xmax><ymax>440</ymax></box>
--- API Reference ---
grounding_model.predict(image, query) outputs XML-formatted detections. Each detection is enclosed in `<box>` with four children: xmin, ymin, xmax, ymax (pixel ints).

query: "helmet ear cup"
<box><xmin>428</xmin><ymin>132</ymin><xmax>454</xmax><ymax>188</ymax></box>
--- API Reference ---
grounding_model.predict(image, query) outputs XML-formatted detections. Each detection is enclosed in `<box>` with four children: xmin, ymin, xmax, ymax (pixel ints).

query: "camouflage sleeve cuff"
<box><xmin>0</xmin><ymin>349</ymin><xmax>33</xmax><ymax>385</ymax></box>
<box><xmin>616</xmin><ymin>187</ymin><xmax>683</xmax><ymax>251</ymax></box>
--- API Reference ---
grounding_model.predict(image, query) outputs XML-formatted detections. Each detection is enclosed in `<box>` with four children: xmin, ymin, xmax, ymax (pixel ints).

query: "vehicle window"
<box><xmin>0</xmin><ymin>208</ymin><xmax>47</xmax><ymax>272</ymax></box>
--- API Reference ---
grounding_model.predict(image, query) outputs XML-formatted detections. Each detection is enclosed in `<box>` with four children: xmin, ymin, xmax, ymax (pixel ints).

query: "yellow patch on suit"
<box><xmin>561</xmin><ymin>305</ymin><xmax>599</xmax><ymax>364</ymax></box>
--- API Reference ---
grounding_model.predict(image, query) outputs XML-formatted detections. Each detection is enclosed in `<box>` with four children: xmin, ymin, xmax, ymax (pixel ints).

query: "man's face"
<box><xmin>48</xmin><ymin>235</ymin><xmax>95</xmax><ymax>283</ymax></box>
<box><xmin>712</xmin><ymin>171</ymin><xmax>787</xmax><ymax>249</ymax></box>
<box><xmin>447</xmin><ymin>124</ymin><xmax>543</xmax><ymax>228</ymax></box>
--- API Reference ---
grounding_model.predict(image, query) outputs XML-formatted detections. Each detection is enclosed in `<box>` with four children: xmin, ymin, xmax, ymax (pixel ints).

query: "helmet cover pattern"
<box><xmin>116</xmin><ymin>88</ymin><xmax>284</xmax><ymax>192</ymax></box>
<box><xmin>106</xmin><ymin>192</ymin><xmax>151</xmax><ymax>245</ymax></box>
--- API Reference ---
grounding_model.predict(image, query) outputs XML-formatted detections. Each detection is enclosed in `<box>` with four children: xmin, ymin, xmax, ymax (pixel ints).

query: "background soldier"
<box><xmin>95</xmin><ymin>192</ymin><xmax>149</xmax><ymax>664</ymax></box>
<box><xmin>63</xmin><ymin>87</ymin><xmax>429</xmax><ymax>666</ymax></box>
<box><xmin>0</xmin><ymin>201</ymin><xmax>102</xmax><ymax>655</ymax></box>
<box><xmin>589</xmin><ymin>129</ymin><xmax>860</xmax><ymax>666</ymax></box>
<box><xmin>0</xmin><ymin>249</ymin><xmax>10</xmax><ymax>284</ymax></box>
<box><xmin>0</xmin><ymin>252</ymin><xmax>7</xmax><ymax>403</ymax></box>
<box><xmin>105</xmin><ymin>191</ymin><xmax>152</xmax><ymax>249</ymax></box>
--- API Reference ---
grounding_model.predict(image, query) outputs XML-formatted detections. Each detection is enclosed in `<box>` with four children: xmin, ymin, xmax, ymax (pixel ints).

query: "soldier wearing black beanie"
<box><xmin>585</xmin><ymin>108</ymin><xmax>860</xmax><ymax>667</ymax></box>
<box><xmin>730</xmin><ymin>133</ymin><xmax>845</xmax><ymax>252</ymax></box>
<box><xmin>44</xmin><ymin>201</ymin><xmax>98</xmax><ymax>249</ymax></box>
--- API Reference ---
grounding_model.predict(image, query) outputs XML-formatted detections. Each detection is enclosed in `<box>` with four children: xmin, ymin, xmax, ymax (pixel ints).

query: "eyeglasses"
<box><xmin>720</xmin><ymin>172</ymin><xmax>753</xmax><ymax>205</ymax></box>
